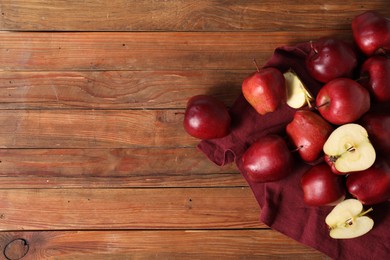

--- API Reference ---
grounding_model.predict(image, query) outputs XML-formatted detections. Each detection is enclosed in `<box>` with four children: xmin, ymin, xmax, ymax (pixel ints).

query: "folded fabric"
<box><xmin>198</xmin><ymin>42</ymin><xmax>390</xmax><ymax>260</ymax></box>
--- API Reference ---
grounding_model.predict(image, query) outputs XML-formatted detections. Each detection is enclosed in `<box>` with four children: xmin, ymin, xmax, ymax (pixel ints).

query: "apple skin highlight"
<box><xmin>242</xmin><ymin>135</ymin><xmax>293</xmax><ymax>183</ymax></box>
<box><xmin>301</xmin><ymin>163</ymin><xmax>346</xmax><ymax>207</ymax></box>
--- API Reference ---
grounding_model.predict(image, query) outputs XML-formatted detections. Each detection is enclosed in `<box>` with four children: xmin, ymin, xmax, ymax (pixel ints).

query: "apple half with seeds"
<box><xmin>323</xmin><ymin>123</ymin><xmax>376</xmax><ymax>174</ymax></box>
<box><xmin>284</xmin><ymin>70</ymin><xmax>314</xmax><ymax>109</ymax></box>
<box><xmin>325</xmin><ymin>199</ymin><xmax>374</xmax><ymax>239</ymax></box>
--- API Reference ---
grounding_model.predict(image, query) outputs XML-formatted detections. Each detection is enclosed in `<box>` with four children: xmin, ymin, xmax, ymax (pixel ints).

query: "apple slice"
<box><xmin>325</xmin><ymin>199</ymin><xmax>374</xmax><ymax>239</ymax></box>
<box><xmin>284</xmin><ymin>70</ymin><xmax>314</xmax><ymax>109</ymax></box>
<box><xmin>323</xmin><ymin>124</ymin><xmax>376</xmax><ymax>173</ymax></box>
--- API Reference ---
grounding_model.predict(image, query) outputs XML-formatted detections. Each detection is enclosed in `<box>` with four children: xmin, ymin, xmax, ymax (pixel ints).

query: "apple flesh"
<box><xmin>183</xmin><ymin>95</ymin><xmax>231</xmax><ymax>140</ymax></box>
<box><xmin>286</xmin><ymin>110</ymin><xmax>333</xmax><ymax>162</ymax></box>
<box><xmin>242</xmin><ymin>135</ymin><xmax>293</xmax><ymax>183</ymax></box>
<box><xmin>305</xmin><ymin>37</ymin><xmax>357</xmax><ymax>83</ymax></box>
<box><xmin>360</xmin><ymin>56</ymin><xmax>390</xmax><ymax>102</ymax></box>
<box><xmin>301</xmin><ymin>163</ymin><xmax>346</xmax><ymax>206</ymax></box>
<box><xmin>325</xmin><ymin>199</ymin><xmax>374</xmax><ymax>239</ymax></box>
<box><xmin>352</xmin><ymin>10</ymin><xmax>390</xmax><ymax>56</ymax></box>
<box><xmin>284</xmin><ymin>70</ymin><xmax>313</xmax><ymax>109</ymax></box>
<box><xmin>316</xmin><ymin>78</ymin><xmax>370</xmax><ymax>125</ymax></box>
<box><xmin>347</xmin><ymin>158</ymin><xmax>390</xmax><ymax>205</ymax></box>
<box><xmin>242</xmin><ymin>67</ymin><xmax>286</xmax><ymax>115</ymax></box>
<box><xmin>323</xmin><ymin>124</ymin><xmax>376</xmax><ymax>174</ymax></box>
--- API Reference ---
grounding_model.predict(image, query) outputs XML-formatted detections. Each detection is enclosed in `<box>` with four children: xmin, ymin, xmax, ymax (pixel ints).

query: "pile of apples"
<box><xmin>183</xmin><ymin>11</ymin><xmax>390</xmax><ymax>240</ymax></box>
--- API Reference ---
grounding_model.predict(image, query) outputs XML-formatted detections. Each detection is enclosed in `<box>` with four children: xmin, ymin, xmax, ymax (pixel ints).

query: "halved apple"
<box><xmin>323</xmin><ymin>123</ymin><xmax>376</xmax><ymax>173</ymax></box>
<box><xmin>284</xmin><ymin>70</ymin><xmax>314</xmax><ymax>109</ymax></box>
<box><xmin>325</xmin><ymin>199</ymin><xmax>374</xmax><ymax>239</ymax></box>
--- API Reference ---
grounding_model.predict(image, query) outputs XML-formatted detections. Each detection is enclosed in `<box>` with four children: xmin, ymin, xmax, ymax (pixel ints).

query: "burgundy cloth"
<box><xmin>198</xmin><ymin>43</ymin><xmax>390</xmax><ymax>260</ymax></box>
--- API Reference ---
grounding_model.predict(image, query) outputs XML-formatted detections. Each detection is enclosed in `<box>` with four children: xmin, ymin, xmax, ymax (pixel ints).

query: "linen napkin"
<box><xmin>197</xmin><ymin>42</ymin><xmax>390</xmax><ymax>260</ymax></box>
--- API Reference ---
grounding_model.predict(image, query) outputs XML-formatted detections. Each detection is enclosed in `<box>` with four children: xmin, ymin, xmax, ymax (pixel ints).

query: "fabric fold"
<box><xmin>197</xmin><ymin>42</ymin><xmax>390</xmax><ymax>260</ymax></box>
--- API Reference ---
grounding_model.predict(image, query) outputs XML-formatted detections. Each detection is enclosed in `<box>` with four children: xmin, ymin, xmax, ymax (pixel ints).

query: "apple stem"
<box><xmin>356</xmin><ymin>74</ymin><xmax>369</xmax><ymax>83</ymax></box>
<box><xmin>291</xmin><ymin>145</ymin><xmax>304</xmax><ymax>152</ymax></box>
<box><xmin>343</xmin><ymin>208</ymin><xmax>373</xmax><ymax>228</ymax></box>
<box><xmin>359</xmin><ymin>207</ymin><xmax>374</xmax><ymax>217</ymax></box>
<box><xmin>315</xmin><ymin>101</ymin><xmax>330</xmax><ymax>110</ymax></box>
<box><xmin>375</xmin><ymin>47</ymin><xmax>388</xmax><ymax>57</ymax></box>
<box><xmin>253</xmin><ymin>59</ymin><xmax>260</xmax><ymax>72</ymax></box>
<box><xmin>309</xmin><ymin>40</ymin><xmax>318</xmax><ymax>54</ymax></box>
<box><xmin>305</xmin><ymin>96</ymin><xmax>313</xmax><ymax>108</ymax></box>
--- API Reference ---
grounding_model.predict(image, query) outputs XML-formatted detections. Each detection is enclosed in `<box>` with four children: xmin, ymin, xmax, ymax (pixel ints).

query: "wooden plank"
<box><xmin>0</xmin><ymin>0</ymin><xmax>389</xmax><ymax>32</ymax></box>
<box><xmin>0</xmin><ymin>31</ymin><xmax>352</xmax><ymax>71</ymax></box>
<box><xmin>0</xmin><ymin>187</ymin><xmax>262</xmax><ymax>230</ymax></box>
<box><xmin>0</xmin><ymin>70</ymin><xmax>244</xmax><ymax>109</ymax></box>
<box><xmin>0</xmin><ymin>109</ymin><xmax>196</xmax><ymax>148</ymax></box>
<box><xmin>0</xmin><ymin>230</ymin><xmax>328</xmax><ymax>259</ymax></box>
<box><xmin>0</xmin><ymin>148</ymin><xmax>241</xmax><ymax>189</ymax></box>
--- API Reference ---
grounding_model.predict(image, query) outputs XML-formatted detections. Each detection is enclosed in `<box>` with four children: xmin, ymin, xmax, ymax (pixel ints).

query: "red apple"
<box><xmin>242</xmin><ymin>67</ymin><xmax>286</xmax><ymax>115</ymax></box>
<box><xmin>305</xmin><ymin>37</ymin><xmax>357</xmax><ymax>83</ymax></box>
<box><xmin>286</xmin><ymin>110</ymin><xmax>333</xmax><ymax>163</ymax></box>
<box><xmin>183</xmin><ymin>95</ymin><xmax>231</xmax><ymax>140</ymax></box>
<box><xmin>346</xmin><ymin>157</ymin><xmax>390</xmax><ymax>205</ymax></box>
<box><xmin>242</xmin><ymin>135</ymin><xmax>293</xmax><ymax>182</ymax></box>
<box><xmin>360</xmin><ymin>56</ymin><xmax>390</xmax><ymax>102</ymax></box>
<box><xmin>360</xmin><ymin>112</ymin><xmax>390</xmax><ymax>154</ymax></box>
<box><xmin>316</xmin><ymin>78</ymin><xmax>370</xmax><ymax>125</ymax></box>
<box><xmin>301</xmin><ymin>163</ymin><xmax>346</xmax><ymax>206</ymax></box>
<box><xmin>352</xmin><ymin>10</ymin><xmax>390</xmax><ymax>56</ymax></box>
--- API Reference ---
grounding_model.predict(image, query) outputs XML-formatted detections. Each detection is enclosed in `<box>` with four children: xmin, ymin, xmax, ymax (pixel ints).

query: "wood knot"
<box><xmin>156</xmin><ymin>111</ymin><xmax>180</xmax><ymax>125</ymax></box>
<box><xmin>3</xmin><ymin>238</ymin><xmax>29</xmax><ymax>260</ymax></box>
<box><xmin>187</xmin><ymin>198</ymin><xmax>193</xmax><ymax>209</ymax></box>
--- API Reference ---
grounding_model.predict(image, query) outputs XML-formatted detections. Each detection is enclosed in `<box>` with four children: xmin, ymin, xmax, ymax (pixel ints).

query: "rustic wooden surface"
<box><xmin>0</xmin><ymin>1</ymin><xmax>389</xmax><ymax>259</ymax></box>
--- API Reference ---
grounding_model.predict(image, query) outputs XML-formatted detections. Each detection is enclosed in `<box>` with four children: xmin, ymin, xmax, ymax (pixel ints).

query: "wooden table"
<box><xmin>0</xmin><ymin>1</ymin><xmax>389</xmax><ymax>259</ymax></box>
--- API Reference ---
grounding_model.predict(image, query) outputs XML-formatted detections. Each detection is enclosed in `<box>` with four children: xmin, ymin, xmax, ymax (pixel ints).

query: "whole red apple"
<box><xmin>346</xmin><ymin>157</ymin><xmax>390</xmax><ymax>205</ymax></box>
<box><xmin>242</xmin><ymin>135</ymin><xmax>293</xmax><ymax>182</ymax></box>
<box><xmin>352</xmin><ymin>10</ymin><xmax>390</xmax><ymax>56</ymax></box>
<box><xmin>305</xmin><ymin>37</ymin><xmax>357</xmax><ymax>83</ymax></box>
<box><xmin>242</xmin><ymin>67</ymin><xmax>286</xmax><ymax>115</ymax></box>
<box><xmin>360</xmin><ymin>112</ymin><xmax>390</xmax><ymax>154</ymax></box>
<box><xmin>360</xmin><ymin>56</ymin><xmax>390</xmax><ymax>102</ymax></box>
<box><xmin>316</xmin><ymin>78</ymin><xmax>370</xmax><ymax>125</ymax></box>
<box><xmin>183</xmin><ymin>95</ymin><xmax>231</xmax><ymax>140</ymax></box>
<box><xmin>286</xmin><ymin>110</ymin><xmax>333</xmax><ymax>163</ymax></box>
<box><xmin>301</xmin><ymin>163</ymin><xmax>346</xmax><ymax>206</ymax></box>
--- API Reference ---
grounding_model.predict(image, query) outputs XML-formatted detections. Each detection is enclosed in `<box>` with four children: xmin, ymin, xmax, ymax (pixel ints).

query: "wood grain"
<box><xmin>0</xmin><ymin>109</ymin><xmax>196</xmax><ymax>148</ymax></box>
<box><xmin>0</xmin><ymin>31</ymin><xmax>352</xmax><ymax>71</ymax></box>
<box><xmin>0</xmin><ymin>148</ymin><xmax>241</xmax><ymax>189</ymax></box>
<box><xmin>0</xmin><ymin>187</ymin><xmax>262</xmax><ymax>230</ymax></box>
<box><xmin>2</xmin><ymin>1</ymin><xmax>384</xmax><ymax>258</ymax></box>
<box><xmin>0</xmin><ymin>230</ymin><xmax>328</xmax><ymax>259</ymax></box>
<box><xmin>0</xmin><ymin>0</ymin><xmax>389</xmax><ymax>32</ymax></box>
<box><xmin>0</xmin><ymin>70</ymin><xmax>244</xmax><ymax>109</ymax></box>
